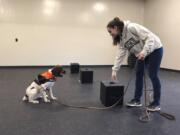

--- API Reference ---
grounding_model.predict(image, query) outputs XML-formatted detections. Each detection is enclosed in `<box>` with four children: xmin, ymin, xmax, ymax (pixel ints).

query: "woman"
<box><xmin>107</xmin><ymin>17</ymin><xmax>163</xmax><ymax>112</ymax></box>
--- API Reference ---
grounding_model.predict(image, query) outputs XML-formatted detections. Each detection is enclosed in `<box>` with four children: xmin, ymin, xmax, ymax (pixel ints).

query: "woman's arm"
<box><xmin>112</xmin><ymin>44</ymin><xmax>127</xmax><ymax>72</ymax></box>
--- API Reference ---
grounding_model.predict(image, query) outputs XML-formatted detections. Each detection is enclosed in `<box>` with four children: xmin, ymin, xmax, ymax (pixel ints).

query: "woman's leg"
<box><xmin>134</xmin><ymin>60</ymin><xmax>145</xmax><ymax>101</ymax></box>
<box><xmin>147</xmin><ymin>47</ymin><xmax>163</xmax><ymax>106</ymax></box>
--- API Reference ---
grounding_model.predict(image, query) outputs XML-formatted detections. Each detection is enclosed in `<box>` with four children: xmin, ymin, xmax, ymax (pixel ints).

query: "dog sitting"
<box><xmin>22</xmin><ymin>65</ymin><xmax>66</xmax><ymax>104</ymax></box>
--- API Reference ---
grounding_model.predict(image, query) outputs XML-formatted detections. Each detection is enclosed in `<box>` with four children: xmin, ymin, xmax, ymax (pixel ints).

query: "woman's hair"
<box><xmin>107</xmin><ymin>17</ymin><xmax>124</xmax><ymax>45</ymax></box>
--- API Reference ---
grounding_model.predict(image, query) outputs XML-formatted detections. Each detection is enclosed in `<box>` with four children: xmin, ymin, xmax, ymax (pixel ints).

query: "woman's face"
<box><xmin>107</xmin><ymin>26</ymin><xmax>119</xmax><ymax>38</ymax></box>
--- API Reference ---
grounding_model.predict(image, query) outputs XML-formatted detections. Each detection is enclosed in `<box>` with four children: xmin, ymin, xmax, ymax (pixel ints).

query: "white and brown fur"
<box><xmin>22</xmin><ymin>66</ymin><xmax>66</xmax><ymax>104</ymax></box>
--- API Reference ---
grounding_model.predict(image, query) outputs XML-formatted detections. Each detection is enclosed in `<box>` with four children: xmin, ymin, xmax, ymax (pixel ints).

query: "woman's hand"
<box><xmin>111</xmin><ymin>70</ymin><xmax>118</xmax><ymax>81</ymax></box>
<box><xmin>136</xmin><ymin>51</ymin><xmax>145</xmax><ymax>60</ymax></box>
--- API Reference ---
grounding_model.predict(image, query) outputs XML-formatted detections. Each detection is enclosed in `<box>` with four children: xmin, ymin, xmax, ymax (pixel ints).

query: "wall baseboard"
<box><xmin>0</xmin><ymin>65</ymin><xmax>179</xmax><ymax>73</ymax></box>
<box><xmin>0</xmin><ymin>65</ymin><xmax>113</xmax><ymax>68</ymax></box>
<box><xmin>160</xmin><ymin>68</ymin><xmax>180</xmax><ymax>73</ymax></box>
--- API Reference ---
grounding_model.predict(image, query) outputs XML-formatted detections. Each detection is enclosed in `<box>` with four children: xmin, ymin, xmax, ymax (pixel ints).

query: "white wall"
<box><xmin>0</xmin><ymin>0</ymin><xmax>144</xmax><ymax>66</ymax></box>
<box><xmin>144</xmin><ymin>0</ymin><xmax>180</xmax><ymax>70</ymax></box>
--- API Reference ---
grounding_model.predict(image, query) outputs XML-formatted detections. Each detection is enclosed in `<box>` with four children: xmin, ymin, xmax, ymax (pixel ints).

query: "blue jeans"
<box><xmin>134</xmin><ymin>47</ymin><xmax>163</xmax><ymax>106</ymax></box>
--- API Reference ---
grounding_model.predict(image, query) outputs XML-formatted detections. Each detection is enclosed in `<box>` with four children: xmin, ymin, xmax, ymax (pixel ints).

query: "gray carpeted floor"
<box><xmin>0</xmin><ymin>67</ymin><xmax>179</xmax><ymax>135</ymax></box>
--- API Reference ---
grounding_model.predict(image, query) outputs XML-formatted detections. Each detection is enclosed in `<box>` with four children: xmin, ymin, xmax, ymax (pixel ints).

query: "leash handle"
<box><xmin>159</xmin><ymin>111</ymin><xmax>176</xmax><ymax>121</ymax></box>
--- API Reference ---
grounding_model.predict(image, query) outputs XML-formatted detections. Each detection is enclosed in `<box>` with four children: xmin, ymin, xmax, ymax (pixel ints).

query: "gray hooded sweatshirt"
<box><xmin>112</xmin><ymin>21</ymin><xmax>163</xmax><ymax>72</ymax></box>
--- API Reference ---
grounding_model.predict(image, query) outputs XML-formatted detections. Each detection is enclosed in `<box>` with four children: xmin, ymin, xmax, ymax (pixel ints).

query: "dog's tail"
<box><xmin>22</xmin><ymin>95</ymin><xmax>29</xmax><ymax>101</ymax></box>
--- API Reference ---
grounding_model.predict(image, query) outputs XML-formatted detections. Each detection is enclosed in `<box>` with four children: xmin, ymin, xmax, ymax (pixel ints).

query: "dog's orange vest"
<box><xmin>41</xmin><ymin>71</ymin><xmax>54</xmax><ymax>79</ymax></box>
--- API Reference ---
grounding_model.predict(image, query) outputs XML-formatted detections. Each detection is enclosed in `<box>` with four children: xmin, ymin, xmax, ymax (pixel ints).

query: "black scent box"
<box><xmin>80</xmin><ymin>68</ymin><xmax>93</xmax><ymax>84</ymax></box>
<box><xmin>100</xmin><ymin>81</ymin><xmax>124</xmax><ymax>107</ymax></box>
<box><xmin>70</xmin><ymin>63</ymin><xmax>80</xmax><ymax>74</ymax></box>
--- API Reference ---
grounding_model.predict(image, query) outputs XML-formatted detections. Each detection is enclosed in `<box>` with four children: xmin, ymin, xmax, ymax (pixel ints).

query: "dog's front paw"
<box><xmin>51</xmin><ymin>97</ymin><xmax>58</xmax><ymax>100</ymax></box>
<box><xmin>44</xmin><ymin>99</ymin><xmax>51</xmax><ymax>103</ymax></box>
<box><xmin>30</xmin><ymin>100</ymin><xmax>39</xmax><ymax>104</ymax></box>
